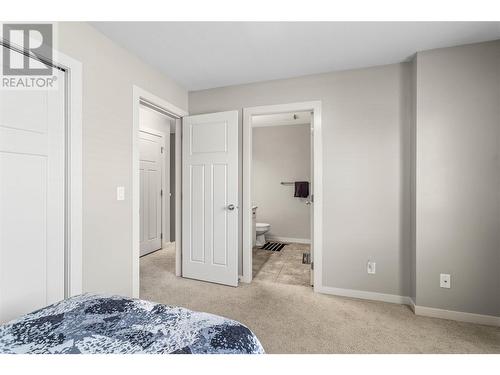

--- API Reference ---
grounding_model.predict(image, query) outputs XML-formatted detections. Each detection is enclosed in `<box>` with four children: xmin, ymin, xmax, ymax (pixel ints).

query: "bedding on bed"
<box><xmin>0</xmin><ymin>293</ymin><xmax>264</xmax><ymax>354</ymax></box>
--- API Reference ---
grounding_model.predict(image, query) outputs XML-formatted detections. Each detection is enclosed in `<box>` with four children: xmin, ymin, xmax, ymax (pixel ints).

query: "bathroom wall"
<box><xmin>252</xmin><ymin>124</ymin><xmax>311</xmax><ymax>242</ymax></box>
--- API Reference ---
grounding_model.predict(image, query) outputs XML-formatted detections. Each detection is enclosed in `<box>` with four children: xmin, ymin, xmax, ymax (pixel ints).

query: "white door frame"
<box><xmin>60</xmin><ymin>49</ymin><xmax>83</xmax><ymax>298</ymax></box>
<box><xmin>0</xmin><ymin>41</ymin><xmax>83</xmax><ymax>297</ymax></box>
<box><xmin>132</xmin><ymin>86</ymin><xmax>188</xmax><ymax>298</ymax></box>
<box><xmin>242</xmin><ymin>101</ymin><xmax>323</xmax><ymax>292</ymax></box>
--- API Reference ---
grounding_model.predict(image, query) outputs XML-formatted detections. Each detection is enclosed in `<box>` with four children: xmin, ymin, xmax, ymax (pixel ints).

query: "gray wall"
<box><xmin>414</xmin><ymin>40</ymin><xmax>500</xmax><ymax>316</ymax></box>
<box><xmin>58</xmin><ymin>22</ymin><xmax>188</xmax><ymax>297</ymax></box>
<box><xmin>190</xmin><ymin>63</ymin><xmax>412</xmax><ymax>297</ymax></box>
<box><xmin>252</xmin><ymin>124</ymin><xmax>311</xmax><ymax>240</ymax></box>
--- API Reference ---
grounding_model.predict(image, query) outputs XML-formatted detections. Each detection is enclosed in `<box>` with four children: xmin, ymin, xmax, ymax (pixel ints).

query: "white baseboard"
<box><xmin>414</xmin><ymin>304</ymin><xmax>500</xmax><ymax>327</ymax></box>
<box><xmin>316</xmin><ymin>285</ymin><xmax>411</xmax><ymax>305</ymax></box>
<box><xmin>409</xmin><ymin>298</ymin><xmax>416</xmax><ymax>312</ymax></box>
<box><xmin>267</xmin><ymin>236</ymin><xmax>311</xmax><ymax>244</ymax></box>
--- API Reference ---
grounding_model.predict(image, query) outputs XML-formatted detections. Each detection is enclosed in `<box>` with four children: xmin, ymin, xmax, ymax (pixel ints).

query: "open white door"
<box><xmin>182</xmin><ymin>111</ymin><xmax>239</xmax><ymax>286</ymax></box>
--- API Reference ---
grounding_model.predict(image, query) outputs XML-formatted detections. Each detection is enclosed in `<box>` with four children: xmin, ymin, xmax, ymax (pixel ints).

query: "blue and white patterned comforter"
<box><xmin>0</xmin><ymin>294</ymin><xmax>264</xmax><ymax>354</ymax></box>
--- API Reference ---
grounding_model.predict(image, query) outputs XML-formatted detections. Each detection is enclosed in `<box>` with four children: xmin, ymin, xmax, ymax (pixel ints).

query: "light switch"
<box><xmin>117</xmin><ymin>186</ymin><xmax>125</xmax><ymax>201</ymax></box>
<box><xmin>367</xmin><ymin>261</ymin><xmax>376</xmax><ymax>274</ymax></box>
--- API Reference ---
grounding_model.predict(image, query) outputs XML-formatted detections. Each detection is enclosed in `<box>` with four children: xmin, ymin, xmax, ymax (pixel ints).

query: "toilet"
<box><xmin>255</xmin><ymin>223</ymin><xmax>271</xmax><ymax>247</ymax></box>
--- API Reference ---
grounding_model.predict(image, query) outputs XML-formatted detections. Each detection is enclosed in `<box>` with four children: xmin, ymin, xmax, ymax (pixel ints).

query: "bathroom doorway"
<box><xmin>242</xmin><ymin>102</ymin><xmax>323</xmax><ymax>291</ymax></box>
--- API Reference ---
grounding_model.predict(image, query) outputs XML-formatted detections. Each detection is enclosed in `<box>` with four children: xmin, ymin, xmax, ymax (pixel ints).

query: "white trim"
<box><xmin>266</xmin><ymin>236</ymin><xmax>311</xmax><ymax>244</ymax></box>
<box><xmin>242</xmin><ymin>101</ymin><xmax>323</xmax><ymax>293</ymax></box>
<box><xmin>317</xmin><ymin>286</ymin><xmax>411</xmax><ymax>305</ymax></box>
<box><xmin>409</xmin><ymin>297</ymin><xmax>416</xmax><ymax>312</ymax></box>
<box><xmin>56</xmin><ymin>50</ymin><xmax>83</xmax><ymax>297</ymax></box>
<box><xmin>414</xmin><ymin>305</ymin><xmax>500</xmax><ymax>327</ymax></box>
<box><xmin>132</xmin><ymin>86</ymin><xmax>188</xmax><ymax>298</ymax></box>
<box><xmin>174</xmin><ymin>118</ymin><xmax>182</xmax><ymax>277</ymax></box>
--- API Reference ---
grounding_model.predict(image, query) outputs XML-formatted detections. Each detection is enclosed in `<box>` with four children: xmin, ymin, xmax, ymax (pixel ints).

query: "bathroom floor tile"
<box><xmin>252</xmin><ymin>243</ymin><xmax>311</xmax><ymax>287</ymax></box>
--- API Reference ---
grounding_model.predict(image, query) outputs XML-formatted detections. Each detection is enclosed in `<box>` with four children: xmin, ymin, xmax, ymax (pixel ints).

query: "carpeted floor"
<box><xmin>140</xmin><ymin>244</ymin><xmax>500</xmax><ymax>354</ymax></box>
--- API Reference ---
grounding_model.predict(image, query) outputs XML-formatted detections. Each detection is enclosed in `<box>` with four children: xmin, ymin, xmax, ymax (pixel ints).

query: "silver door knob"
<box><xmin>305</xmin><ymin>201</ymin><xmax>311</xmax><ymax>205</ymax></box>
<box><xmin>227</xmin><ymin>204</ymin><xmax>235</xmax><ymax>211</ymax></box>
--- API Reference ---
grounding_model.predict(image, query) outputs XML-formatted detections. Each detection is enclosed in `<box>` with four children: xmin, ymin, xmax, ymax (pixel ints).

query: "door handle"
<box><xmin>227</xmin><ymin>204</ymin><xmax>236</xmax><ymax>211</ymax></box>
<box><xmin>305</xmin><ymin>201</ymin><xmax>311</xmax><ymax>205</ymax></box>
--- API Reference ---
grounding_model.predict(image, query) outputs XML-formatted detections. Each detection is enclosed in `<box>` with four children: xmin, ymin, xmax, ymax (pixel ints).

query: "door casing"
<box><xmin>242</xmin><ymin>101</ymin><xmax>323</xmax><ymax>291</ymax></box>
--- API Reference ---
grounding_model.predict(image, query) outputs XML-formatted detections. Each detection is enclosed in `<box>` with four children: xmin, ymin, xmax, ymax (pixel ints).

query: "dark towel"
<box><xmin>294</xmin><ymin>181</ymin><xmax>309</xmax><ymax>198</ymax></box>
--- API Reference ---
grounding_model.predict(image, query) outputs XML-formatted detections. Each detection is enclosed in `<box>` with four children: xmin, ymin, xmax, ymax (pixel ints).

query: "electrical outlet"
<box><xmin>440</xmin><ymin>273</ymin><xmax>451</xmax><ymax>289</ymax></box>
<box><xmin>367</xmin><ymin>261</ymin><xmax>376</xmax><ymax>274</ymax></box>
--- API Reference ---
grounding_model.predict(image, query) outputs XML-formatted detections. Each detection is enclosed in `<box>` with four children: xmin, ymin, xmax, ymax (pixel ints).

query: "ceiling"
<box><xmin>91</xmin><ymin>22</ymin><xmax>500</xmax><ymax>91</ymax></box>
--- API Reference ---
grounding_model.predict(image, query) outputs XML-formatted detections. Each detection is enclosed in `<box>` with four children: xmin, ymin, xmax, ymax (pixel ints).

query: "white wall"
<box><xmin>190</xmin><ymin>63</ymin><xmax>411</xmax><ymax>297</ymax></box>
<box><xmin>414</xmin><ymin>40</ymin><xmax>500</xmax><ymax>317</ymax></box>
<box><xmin>57</xmin><ymin>22</ymin><xmax>188</xmax><ymax>297</ymax></box>
<box><xmin>252</xmin><ymin>124</ymin><xmax>311</xmax><ymax>240</ymax></box>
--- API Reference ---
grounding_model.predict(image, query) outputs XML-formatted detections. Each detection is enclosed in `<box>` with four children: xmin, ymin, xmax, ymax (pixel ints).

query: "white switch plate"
<box><xmin>440</xmin><ymin>273</ymin><xmax>451</xmax><ymax>289</ymax></box>
<box><xmin>117</xmin><ymin>186</ymin><xmax>125</xmax><ymax>201</ymax></box>
<box><xmin>367</xmin><ymin>261</ymin><xmax>376</xmax><ymax>274</ymax></box>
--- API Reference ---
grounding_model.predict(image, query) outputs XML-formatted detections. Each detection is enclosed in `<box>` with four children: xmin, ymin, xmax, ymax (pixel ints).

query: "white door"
<box><xmin>139</xmin><ymin>130</ymin><xmax>163</xmax><ymax>256</ymax></box>
<box><xmin>0</xmin><ymin>47</ymin><xmax>66</xmax><ymax>323</ymax></box>
<box><xmin>182</xmin><ymin>111</ymin><xmax>239</xmax><ymax>286</ymax></box>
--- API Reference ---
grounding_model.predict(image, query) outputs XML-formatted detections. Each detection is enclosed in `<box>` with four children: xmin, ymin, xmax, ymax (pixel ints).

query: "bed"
<box><xmin>0</xmin><ymin>293</ymin><xmax>264</xmax><ymax>354</ymax></box>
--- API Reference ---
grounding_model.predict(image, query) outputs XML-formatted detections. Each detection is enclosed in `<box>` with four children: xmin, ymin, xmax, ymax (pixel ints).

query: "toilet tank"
<box><xmin>252</xmin><ymin>206</ymin><xmax>257</xmax><ymax>247</ymax></box>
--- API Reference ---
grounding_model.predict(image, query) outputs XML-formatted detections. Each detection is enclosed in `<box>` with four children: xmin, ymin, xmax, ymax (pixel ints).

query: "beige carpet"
<box><xmin>140</xmin><ymin>244</ymin><xmax>500</xmax><ymax>354</ymax></box>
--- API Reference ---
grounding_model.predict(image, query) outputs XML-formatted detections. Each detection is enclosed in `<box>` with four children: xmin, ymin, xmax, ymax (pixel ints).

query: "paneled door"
<box><xmin>0</xmin><ymin>46</ymin><xmax>66</xmax><ymax>323</ymax></box>
<box><xmin>139</xmin><ymin>130</ymin><xmax>163</xmax><ymax>256</ymax></box>
<box><xmin>182</xmin><ymin>111</ymin><xmax>239</xmax><ymax>286</ymax></box>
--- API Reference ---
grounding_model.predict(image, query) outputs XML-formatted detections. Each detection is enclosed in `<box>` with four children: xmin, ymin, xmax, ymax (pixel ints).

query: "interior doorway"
<box><xmin>132</xmin><ymin>86</ymin><xmax>187</xmax><ymax>298</ymax></box>
<box><xmin>251</xmin><ymin>111</ymin><xmax>313</xmax><ymax>286</ymax></box>
<box><xmin>242</xmin><ymin>102</ymin><xmax>323</xmax><ymax>292</ymax></box>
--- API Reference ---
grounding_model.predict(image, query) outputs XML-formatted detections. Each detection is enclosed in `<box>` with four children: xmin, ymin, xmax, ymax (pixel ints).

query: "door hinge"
<box><xmin>161</xmin><ymin>146</ymin><xmax>164</xmax><ymax>153</ymax></box>
<box><xmin>160</xmin><ymin>233</ymin><xmax>163</xmax><ymax>239</ymax></box>
<box><xmin>311</xmin><ymin>262</ymin><xmax>314</xmax><ymax>270</ymax></box>
<box><xmin>160</xmin><ymin>189</ymin><xmax>163</xmax><ymax>197</ymax></box>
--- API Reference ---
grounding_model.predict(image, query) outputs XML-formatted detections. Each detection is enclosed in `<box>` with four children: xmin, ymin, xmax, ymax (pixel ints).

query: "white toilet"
<box><xmin>255</xmin><ymin>223</ymin><xmax>271</xmax><ymax>247</ymax></box>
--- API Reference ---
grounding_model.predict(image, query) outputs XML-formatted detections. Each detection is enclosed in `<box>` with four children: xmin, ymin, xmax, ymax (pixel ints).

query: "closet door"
<box><xmin>0</xmin><ymin>46</ymin><xmax>66</xmax><ymax>323</ymax></box>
